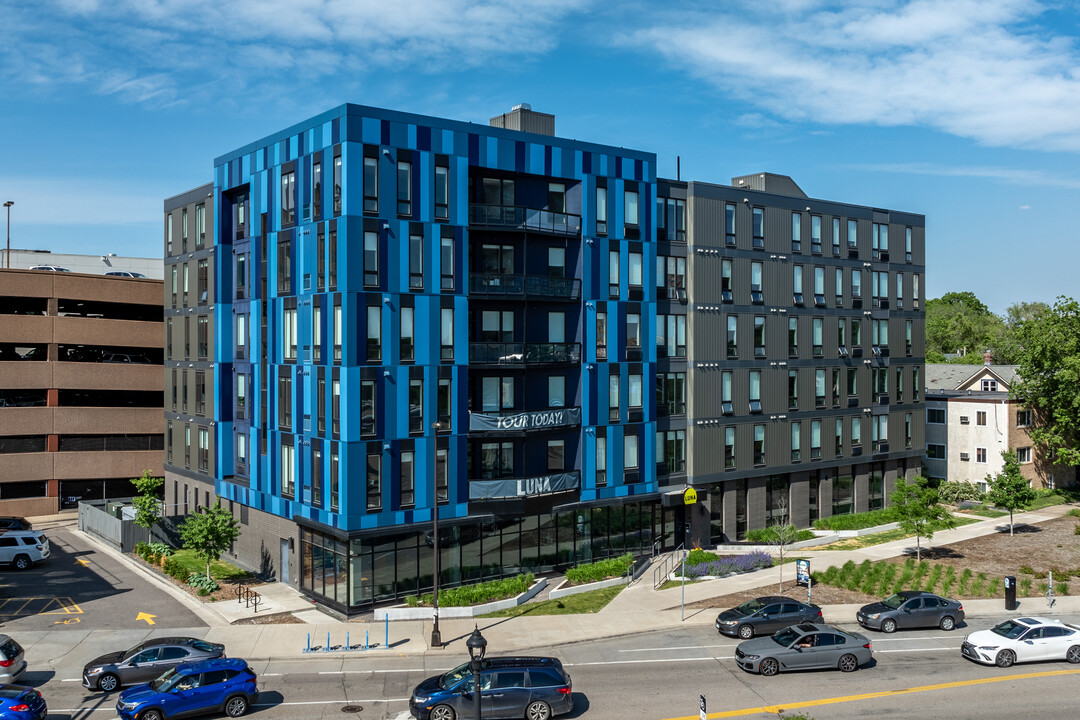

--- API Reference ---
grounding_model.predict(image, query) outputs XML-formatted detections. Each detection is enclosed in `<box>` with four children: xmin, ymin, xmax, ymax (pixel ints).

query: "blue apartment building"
<box><xmin>211</xmin><ymin>104</ymin><xmax>676</xmax><ymax>614</ymax></box>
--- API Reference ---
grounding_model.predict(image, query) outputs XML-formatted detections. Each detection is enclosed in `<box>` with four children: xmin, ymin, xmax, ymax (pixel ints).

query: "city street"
<box><xmin>19</xmin><ymin>618</ymin><xmax>1080</xmax><ymax>719</ymax></box>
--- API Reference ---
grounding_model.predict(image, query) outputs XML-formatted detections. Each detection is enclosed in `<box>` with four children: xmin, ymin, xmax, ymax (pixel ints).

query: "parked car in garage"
<box><xmin>962</xmin><ymin>617</ymin><xmax>1080</xmax><ymax>667</ymax></box>
<box><xmin>84</xmin><ymin>637</ymin><xmax>226</xmax><ymax>692</ymax></box>
<box><xmin>857</xmin><ymin>590</ymin><xmax>964</xmax><ymax>633</ymax></box>
<box><xmin>735</xmin><ymin>623</ymin><xmax>873</xmax><ymax>676</ymax></box>
<box><xmin>715</xmin><ymin>596</ymin><xmax>822</xmax><ymax>639</ymax></box>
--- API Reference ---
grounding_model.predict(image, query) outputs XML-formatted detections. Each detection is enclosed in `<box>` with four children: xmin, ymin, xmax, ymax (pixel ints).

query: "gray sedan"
<box><xmin>857</xmin><ymin>590</ymin><xmax>965</xmax><ymax>633</ymax></box>
<box><xmin>735</xmin><ymin>623</ymin><xmax>873</xmax><ymax>676</ymax></box>
<box><xmin>82</xmin><ymin>637</ymin><xmax>225</xmax><ymax>692</ymax></box>
<box><xmin>716</xmin><ymin>596</ymin><xmax>822</xmax><ymax>639</ymax></box>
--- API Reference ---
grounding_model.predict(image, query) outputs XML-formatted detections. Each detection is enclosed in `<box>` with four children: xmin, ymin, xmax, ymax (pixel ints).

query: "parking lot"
<box><xmin>0</xmin><ymin>526</ymin><xmax>207</xmax><ymax>630</ymax></box>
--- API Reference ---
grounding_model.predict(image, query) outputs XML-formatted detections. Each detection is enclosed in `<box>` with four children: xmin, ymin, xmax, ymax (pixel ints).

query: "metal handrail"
<box><xmin>652</xmin><ymin>543</ymin><xmax>685</xmax><ymax>590</ymax></box>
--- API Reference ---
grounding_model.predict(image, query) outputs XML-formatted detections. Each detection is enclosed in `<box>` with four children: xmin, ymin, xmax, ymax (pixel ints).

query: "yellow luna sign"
<box><xmin>683</xmin><ymin>488</ymin><xmax>697</xmax><ymax>505</ymax></box>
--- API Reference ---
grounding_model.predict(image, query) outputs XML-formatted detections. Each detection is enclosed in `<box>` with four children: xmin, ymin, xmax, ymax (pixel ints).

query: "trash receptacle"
<box><xmin>1005</xmin><ymin>575</ymin><xmax>1017</xmax><ymax>611</ymax></box>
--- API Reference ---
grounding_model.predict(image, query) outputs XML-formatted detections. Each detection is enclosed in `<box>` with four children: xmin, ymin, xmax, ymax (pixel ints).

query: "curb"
<box><xmin>70</xmin><ymin>528</ymin><xmax>231</xmax><ymax>628</ymax></box>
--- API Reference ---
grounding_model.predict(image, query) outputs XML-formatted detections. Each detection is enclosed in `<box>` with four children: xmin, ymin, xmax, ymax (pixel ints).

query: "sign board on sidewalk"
<box><xmin>796</xmin><ymin>559</ymin><xmax>810</xmax><ymax>585</ymax></box>
<box><xmin>699</xmin><ymin>694</ymin><xmax>707</xmax><ymax>720</ymax></box>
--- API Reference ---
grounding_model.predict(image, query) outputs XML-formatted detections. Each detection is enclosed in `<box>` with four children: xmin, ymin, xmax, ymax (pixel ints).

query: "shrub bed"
<box><xmin>564</xmin><ymin>553</ymin><xmax>634</xmax><ymax>585</ymax></box>
<box><xmin>406</xmin><ymin>573</ymin><xmax>535</xmax><ymax>608</ymax></box>
<box><xmin>812</xmin><ymin>508</ymin><xmax>897</xmax><ymax>531</ymax></box>
<box><xmin>811</xmin><ymin>557</ymin><xmax>1073</xmax><ymax>598</ymax></box>
<box><xmin>681</xmin><ymin>550</ymin><xmax>772</xmax><ymax>579</ymax></box>
<box><xmin>744</xmin><ymin>527</ymin><xmax>816</xmax><ymax>543</ymax></box>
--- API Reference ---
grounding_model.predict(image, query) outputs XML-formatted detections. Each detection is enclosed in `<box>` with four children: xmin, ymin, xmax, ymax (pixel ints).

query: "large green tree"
<box><xmin>891</xmin><ymin>476</ymin><xmax>956</xmax><ymax>562</ymax></box>
<box><xmin>1010</xmin><ymin>297</ymin><xmax>1080</xmax><ymax>467</ymax></box>
<box><xmin>995</xmin><ymin>301</ymin><xmax>1050</xmax><ymax>364</ymax></box>
<box><xmin>925</xmin><ymin>291</ymin><xmax>1005</xmax><ymax>362</ymax></box>
<box><xmin>985</xmin><ymin>451</ymin><xmax>1038</xmax><ymax>536</ymax></box>
<box><xmin>179</xmin><ymin>499</ymin><xmax>241</xmax><ymax>579</ymax></box>
<box><xmin>130</xmin><ymin>470</ymin><xmax>164</xmax><ymax>531</ymax></box>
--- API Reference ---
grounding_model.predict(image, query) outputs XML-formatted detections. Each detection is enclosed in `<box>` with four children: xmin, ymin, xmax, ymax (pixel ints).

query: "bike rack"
<box><xmin>302</xmin><ymin>618</ymin><xmax>389</xmax><ymax>653</ymax></box>
<box><xmin>235</xmin><ymin>582</ymin><xmax>262</xmax><ymax>613</ymax></box>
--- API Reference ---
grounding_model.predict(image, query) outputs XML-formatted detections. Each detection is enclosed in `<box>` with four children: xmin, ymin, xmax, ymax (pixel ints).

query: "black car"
<box><xmin>716</xmin><ymin>596</ymin><xmax>822</xmax><ymax>639</ymax></box>
<box><xmin>857</xmin><ymin>591</ymin><xmax>965</xmax><ymax>633</ymax></box>
<box><xmin>410</xmin><ymin>656</ymin><xmax>573</xmax><ymax>720</ymax></box>
<box><xmin>83</xmin><ymin>637</ymin><xmax>226</xmax><ymax>692</ymax></box>
<box><xmin>0</xmin><ymin>518</ymin><xmax>32</xmax><ymax>532</ymax></box>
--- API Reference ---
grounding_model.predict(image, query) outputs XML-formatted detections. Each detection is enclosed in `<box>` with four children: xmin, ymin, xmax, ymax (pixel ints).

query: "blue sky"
<box><xmin>3</xmin><ymin>0</ymin><xmax>1080</xmax><ymax>313</ymax></box>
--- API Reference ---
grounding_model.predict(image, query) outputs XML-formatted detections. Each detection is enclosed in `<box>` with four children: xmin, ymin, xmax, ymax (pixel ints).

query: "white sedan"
<box><xmin>961</xmin><ymin>617</ymin><xmax>1080</xmax><ymax>667</ymax></box>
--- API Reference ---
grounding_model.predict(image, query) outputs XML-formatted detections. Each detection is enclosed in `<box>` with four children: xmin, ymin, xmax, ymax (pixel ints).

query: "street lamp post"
<box><xmin>430</xmin><ymin>420</ymin><xmax>447</xmax><ymax>648</ymax></box>
<box><xmin>466</xmin><ymin>626</ymin><xmax>487</xmax><ymax>720</ymax></box>
<box><xmin>3</xmin><ymin>201</ymin><xmax>12</xmax><ymax>269</ymax></box>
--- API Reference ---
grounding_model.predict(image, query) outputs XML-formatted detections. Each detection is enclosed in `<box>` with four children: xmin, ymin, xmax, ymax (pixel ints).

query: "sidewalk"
<box><xmin>57</xmin><ymin>503</ymin><xmax>1080</xmax><ymax>660</ymax></box>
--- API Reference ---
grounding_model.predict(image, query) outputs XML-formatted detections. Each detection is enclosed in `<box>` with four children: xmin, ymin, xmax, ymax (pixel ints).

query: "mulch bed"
<box><xmin>686</xmin><ymin>513</ymin><xmax>1080</xmax><ymax>611</ymax></box>
<box><xmin>130</xmin><ymin>553</ymin><xmax>269</xmax><ymax>604</ymax></box>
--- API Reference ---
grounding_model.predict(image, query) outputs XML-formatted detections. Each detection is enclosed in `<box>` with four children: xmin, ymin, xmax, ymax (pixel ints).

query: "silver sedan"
<box><xmin>734</xmin><ymin>622</ymin><xmax>873</xmax><ymax>676</ymax></box>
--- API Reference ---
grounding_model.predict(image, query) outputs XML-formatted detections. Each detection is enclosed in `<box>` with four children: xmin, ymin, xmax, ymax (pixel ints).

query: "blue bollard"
<box><xmin>365</xmin><ymin>630</ymin><xmax>369</xmax><ymax>649</ymax></box>
<box><xmin>346</xmin><ymin>631</ymin><xmax>350</xmax><ymax>650</ymax></box>
<box><xmin>326</xmin><ymin>632</ymin><xmax>330</xmax><ymax>653</ymax></box>
<box><xmin>305</xmin><ymin>633</ymin><xmax>311</xmax><ymax>653</ymax></box>
<box><xmin>385</xmin><ymin>615</ymin><xmax>389</xmax><ymax>649</ymax></box>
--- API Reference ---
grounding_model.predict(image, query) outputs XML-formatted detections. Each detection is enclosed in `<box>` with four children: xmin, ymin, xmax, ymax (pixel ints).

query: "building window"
<box><xmin>182</xmin><ymin>207</ymin><xmax>188</xmax><ymax>245</ymax></box>
<box><xmin>166</xmin><ymin>213</ymin><xmax>173</xmax><ymax>255</ymax></box>
<box><xmin>834</xmin><ymin>267</ymin><xmax>844</xmax><ymax>307</ymax></box>
<box><xmin>927</xmin><ymin>443</ymin><xmax>946</xmax><ymax>459</ymax></box>
<box><xmin>727</xmin><ymin>315</ymin><xmax>738</xmax><ymax>358</ymax></box>
<box><xmin>913</xmin><ymin>366</ymin><xmax>921</xmax><ymax>402</ymax></box>
<box><xmin>236</xmin><ymin>374</ymin><xmax>247</xmax><ymax>421</ymax></box>
<box><xmin>753</xmin><ymin>315</ymin><xmax>766</xmax><ymax>358</ymax></box>
<box><xmin>835</xmin><ymin>417</ymin><xmax>844</xmax><ymax>455</ymax></box>
<box><xmin>608</xmin><ymin>250</ymin><xmax>619</xmax><ymax>297</ymax></box>
<box><xmin>722</xmin><ymin>371</ymin><xmax>733</xmax><ymax>415</ymax></box>
<box><xmin>331</xmin><ymin>155</ymin><xmax>342</xmax><ymax>215</ymax></box>
<box><xmin>810</xmin><ymin>420</ymin><xmax>822</xmax><ymax>459</ymax></box>
<box><xmin>195</xmin><ymin>371</ymin><xmax>206</xmax><ymax>415</ymax></box>
<box><xmin>791</xmin><ymin>421</ymin><xmax>801</xmax><ymax>461</ymax></box>
<box><xmin>236</xmin><ymin>432</ymin><xmax>247</xmax><ymax>476</ymax></box>
<box><xmin>360</xmin><ymin>379</ymin><xmax>375</xmax><ymax>436</ymax></box>
<box><xmin>436</xmin><ymin>448</ymin><xmax>449</xmax><ymax>503</ymax></box>
<box><xmin>1017</xmin><ymin>447</ymin><xmax>1032</xmax><ymax>463</ymax></box>
<box><xmin>236</xmin><ymin>254</ymin><xmax>247</xmax><ymax>299</ymax></box>
<box><xmin>358</xmin><ymin>154</ymin><xmax>376</xmax><ymax>213</ymax></box>
<box><xmin>906</xmin><ymin>226</ymin><xmax>913</xmax><ymax>262</ymax></box>
<box><xmin>364</xmin><ymin>231</ymin><xmax>379</xmax><ymax>287</ymax></box>
<box><xmin>280</xmin><ymin>441</ymin><xmax>294</xmax><ymax>498</ymax></box>
<box><xmin>657</xmin><ymin>314</ymin><xmax>687</xmax><ymax>358</ymax></box>
<box><xmin>549</xmin><ymin>375</ymin><xmax>566</xmax><ymax>408</ymax></box>
<box><xmin>725</xmin><ymin>203</ymin><xmax>736</xmax><ymax>246</ymax></box>
<box><xmin>283</xmin><ymin>308</ymin><xmax>297</xmax><ymax>361</ymax></box>
<box><xmin>812</xmin><ymin>318</ymin><xmax>823</xmax><ymax>357</ymax></box>
<box><xmin>596</xmin><ymin>436</ymin><xmax>607</xmax><ymax>486</ymax></box>
<box><xmin>1017</xmin><ymin>409</ymin><xmax>1033</xmax><ymax>427</ymax></box>
<box><xmin>277</xmin><ymin>237</ymin><xmax>292</xmax><ymax>294</ymax></box>
<box><xmin>547</xmin><ymin>440</ymin><xmax>565</xmax><ymax>472</ymax></box>
<box><xmin>788</xmin><ymin>370</ymin><xmax>799</xmax><ymax>410</ymax></box>
<box><xmin>873</xmin><ymin>222</ymin><xmax>889</xmax><ymax>260</ymax></box>
<box><xmin>333</xmin><ymin>303</ymin><xmax>342</xmax><ymax>361</ymax></box>
<box><xmin>628</xmin><ymin>373</ymin><xmax>643</xmax><ymax>409</ymax></box>
<box><xmin>896</xmin><ymin>272</ymin><xmax>904</xmax><ymax>308</ymax></box>
<box><xmin>332</xmin><ymin>379</ymin><xmax>340</xmax><ymax>435</ymax></box>
<box><xmin>982</xmin><ymin>379</ymin><xmax>998</xmax><ymax>392</ymax></box>
<box><xmin>197</xmin><ymin>427</ymin><xmax>209</xmax><ymax>473</ymax></box>
<box><xmin>750</xmin><ymin>261</ymin><xmax>763</xmax><ymax>303</ymax></box>
<box><xmin>397</xmin><ymin>160</ymin><xmax>412</xmax><ymax>215</ymax></box>
<box><xmin>317</xmin><ymin>377</ymin><xmax>325</xmax><ymax>434</ymax></box>
<box><xmin>480</xmin><ymin>441</ymin><xmax>514</xmax><ymax>479</ymax></box>
<box><xmin>609</xmin><ymin>371</ymin><xmax>620</xmax><ymax>422</ymax></box>
<box><xmin>596</xmin><ymin>185</ymin><xmax>608</xmax><ymax>235</ymax></box>
<box><xmin>236</xmin><ymin>194</ymin><xmax>248</xmax><ymax>239</ymax></box>
<box><xmin>549</xmin><ymin>247</ymin><xmax>566</xmax><ymax>278</ymax></box>
<box><xmin>409</xmin><ymin>234</ymin><xmax>424</xmax><ymax>290</ymax></box>
<box><xmin>847</xmin><ymin>219</ymin><xmax>857</xmax><ymax>249</ymax></box>
<box><xmin>628</xmin><ymin>252</ymin><xmax>643</xmax><ymax>288</ymax></box>
<box><xmin>626</xmin><ymin>312</ymin><xmax>640</xmax><ymax>350</ymax></box>
<box><xmin>441</xmin><ymin>235</ymin><xmax>455</xmax><ymax>290</ymax></box>
<box><xmin>400</xmin><ymin>451</ymin><xmax>415</xmax><ymax>508</ymax></box>
<box><xmin>278</xmin><ymin>371</ymin><xmax>293</xmax><ymax>429</ymax></box>
<box><xmin>596</xmin><ymin>312</ymin><xmax>607</xmax><ymax>360</ymax></box>
<box><xmin>196</xmin><ymin>316</ymin><xmax>208</xmax><ymax>360</ymax></box>
<box><xmin>838</xmin><ymin>318</ymin><xmax>847</xmax><ymax>354</ymax></box>
<box><xmin>927</xmin><ymin>407</ymin><xmax>945</xmax><ymax>424</ymax></box>
<box><xmin>366</xmin><ymin>452</ymin><xmax>381</xmax><ymax>511</ymax></box>
<box><xmin>281</xmin><ymin>171</ymin><xmax>296</xmax><ymax>226</ymax></box>
<box><xmin>657</xmin><ymin>372</ymin><xmax>686</xmax><ymax>416</ymax></box>
<box><xmin>896</xmin><ymin>367</ymin><xmax>904</xmax><ymax>402</ymax></box>
<box><xmin>624</xmin><ymin>433</ymin><xmax>638</xmax><ymax>470</ymax></box>
<box><xmin>905</xmin><ymin>320</ymin><xmax>913</xmax><ymax>356</ymax></box>
<box><xmin>441</xmin><ymin>308</ymin><xmax>454</xmax><ymax>361</ymax></box>
<box><xmin>792</xmin><ymin>264</ymin><xmax>804</xmax><ymax>305</ymax></box>
<box><xmin>811</xmin><ymin>215</ymin><xmax>822</xmax><ymax>253</ymax></box>
<box><xmin>330</xmin><ymin>448</ymin><xmax>339</xmax><ymax>511</ymax></box>
<box><xmin>722</xmin><ymin>259</ymin><xmax>733</xmax><ymax>302</ymax></box>
<box><xmin>409</xmin><ymin>379</ymin><xmax>423</xmax><ymax>434</ymax></box>
<box><xmin>438</xmin><ymin>378</ymin><xmax>452</xmax><ymax>427</ymax></box>
<box><xmin>815</xmin><ymin>369</ymin><xmax>826</xmax><ymax>408</ymax></box>
<box><xmin>814</xmin><ymin>266</ymin><xmax>825</xmax><ymax>306</ymax></box>
<box><xmin>832</xmin><ymin>368</ymin><xmax>841</xmax><ymax>406</ymax></box>
<box><xmin>236</xmin><ymin>314</ymin><xmax>246</xmax><ymax>359</ymax></box>
<box><xmin>481</xmin><ymin>376</ymin><xmax>514</xmax><ymax>411</ymax></box>
<box><xmin>905</xmin><ymin>412</ymin><xmax>913</xmax><ymax>448</ymax></box>
<box><xmin>976</xmin><ymin>447</ymin><xmax>987</xmax><ymax>463</ymax></box>
<box><xmin>313</xmin><ymin>305</ymin><xmax>322</xmax><ymax>362</ymax></box>
<box><xmin>328</xmin><ymin>228</ymin><xmax>338</xmax><ymax>291</ymax></box>
<box><xmin>873</xmin><ymin>415</ymin><xmax>888</xmax><ymax>451</ymax></box>
<box><xmin>195</xmin><ymin>203</ymin><xmax>206</xmax><ymax>248</ymax></box>
<box><xmin>851</xmin><ymin>418</ymin><xmax>862</xmax><ymax>453</ymax></box>
<box><xmin>749</xmin><ymin>370</ymin><xmax>762</xmax><ymax>413</ymax></box>
<box><xmin>752</xmin><ymin>207</ymin><xmax>764</xmax><ymax>248</ymax></box>
<box><xmin>624</xmin><ymin>187</ymin><xmax>639</xmax><ymax>227</ymax></box>
<box><xmin>791</xmin><ymin>212</ymin><xmax>801</xmax><ymax>252</ymax></box>
<box><xmin>434</xmin><ymin>163</ymin><xmax>449</xmax><ymax>220</ymax></box>
<box><xmin>976</xmin><ymin>410</ymin><xmax>986</xmax><ymax>426</ymax></box>
<box><xmin>847</xmin><ymin>367</ymin><xmax>858</xmax><ymax>399</ymax></box>
<box><xmin>831</xmin><ymin>217</ymin><xmax>840</xmax><ymax>256</ymax></box>
<box><xmin>183</xmin><ymin>264</ymin><xmax>189</xmax><ymax>304</ymax></box>
<box><xmin>400</xmin><ymin>307</ymin><xmax>415</xmax><ymax>362</ymax></box>
<box><xmin>312</xmin><ymin>160</ymin><xmax>322</xmax><ymax>217</ymax></box>
<box><xmin>753</xmin><ymin>424</ymin><xmax>765</xmax><ymax>466</ymax></box>
<box><xmin>724</xmin><ymin>427</ymin><xmax>736</xmax><ymax>469</ymax></box>
<box><xmin>913</xmin><ymin>273</ymin><xmax>920</xmax><ymax>308</ymax></box>
<box><xmin>367</xmin><ymin>306</ymin><xmax>381</xmax><ymax>362</ymax></box>
<box><xmin>184</xmin><ymin>425</ymin><xmax>191</xmax><ymax>468</ymax></box>
<box><xmin>170</xmin><ymin>265</ymin><xmax>178</xmax><ymax>306</ymax></box>
<box><xmin>788</xmin><ymin>317</ymin><xmax>798</xmax><ymax>357</ymax></box>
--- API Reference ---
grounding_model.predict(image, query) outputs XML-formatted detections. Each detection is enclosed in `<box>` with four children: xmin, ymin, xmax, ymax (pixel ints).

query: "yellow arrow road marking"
<box><xmin>663</xmin><ymin>667</ymin><xmax>1080</xmax><ymax>720</ymax></box>
<box><xmin>136</xmin><ymin>612</ymin><xmax>157</xmax><ymax>625</ymax></box>
<box><xmin>76</xmin><ymin>558</ymin><xmax>90</xmax><ymax>566</ymax></box>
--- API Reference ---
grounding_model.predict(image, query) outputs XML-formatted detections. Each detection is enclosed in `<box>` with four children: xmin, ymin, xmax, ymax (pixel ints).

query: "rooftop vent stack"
<box><xmin>490</xmin><ymin>103</ymin><xmax>555</xmax><ymax>136</ymax></box>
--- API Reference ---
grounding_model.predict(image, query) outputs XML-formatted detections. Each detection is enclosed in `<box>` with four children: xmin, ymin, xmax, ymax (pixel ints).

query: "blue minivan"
<box><xmin>115</xmin><ymin>658</ymin><xmax>257</xmax><ymax>720</ymax></box>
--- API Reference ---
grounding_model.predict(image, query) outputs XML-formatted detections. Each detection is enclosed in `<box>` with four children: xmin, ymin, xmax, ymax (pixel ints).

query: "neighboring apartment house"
<box><xmin>163</xmin><ymin>185</ymin><xmax>217</xmax><ymax>517</ymax></box>
<box><xmin>924</xmin><ymin>363</ymin><xmax>1071</xmax><ymax>489</ymax></box>
<box><xmin>172</xmin><ymin>103</ymin><xmax>924</xmax><ymax>615</ymax></box>
<box><xmin>0</xmin><ymin>268</ymin><xmax>164</xmax><ymax>516</ymax></box>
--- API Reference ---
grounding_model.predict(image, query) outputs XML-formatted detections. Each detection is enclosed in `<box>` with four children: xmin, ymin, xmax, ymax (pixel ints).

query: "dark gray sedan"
<box><xmin>735</xmin><ymin>623</ymin><xmax>873</xmax><ymax>676</ymax></box>
<box><xmin>715</xmin><ymin>596</ymin><xmax>822</xmax><ymax>639</ymax></box>
<box><xmin>82</xmin><ymin>637</ymin><xmax>225</xmax><ymax>692</ymax></box>
<box><xmin>857</xmin><ymin>590</ymin><xmax>965</xmax><ymax>633</ymax></box>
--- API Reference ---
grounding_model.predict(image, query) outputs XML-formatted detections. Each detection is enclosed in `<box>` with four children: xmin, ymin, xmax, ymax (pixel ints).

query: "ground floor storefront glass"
<box><xmin>300</xmin><ymin>499</ymin><xmax>661</xmax><ymax>613</ymax></box>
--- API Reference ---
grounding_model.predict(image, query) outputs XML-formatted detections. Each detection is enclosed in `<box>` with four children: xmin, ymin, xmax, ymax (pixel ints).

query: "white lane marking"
<box><xmin>61</xmin><ymin>678</ymin><xmax>82</xmax><ymax>682</ymax></box>
<box><xmin>53</xmin><ymin>699</ymin><xmax>412</xmax><ymax>713</ymax></box>
<box><xmin>566</xmin><ymin>657</ymin><xmax>723</xmax><ymax>666</ymax></box>
<box><xmin>875</xmin><ymin>647</ymin><xmax>958</xmax><ymax>653</ymax></box>
<box><xmin>619</xmin><ymin>644</ymin><xmax>735</xmax><ymax>652</ymax></box>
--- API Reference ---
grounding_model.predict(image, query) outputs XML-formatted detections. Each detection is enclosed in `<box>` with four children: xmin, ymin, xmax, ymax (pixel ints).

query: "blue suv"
<box><xmin>115</xmin><ymin>658</ymin><xmax>257</xmax><ymax>720</ymax></box>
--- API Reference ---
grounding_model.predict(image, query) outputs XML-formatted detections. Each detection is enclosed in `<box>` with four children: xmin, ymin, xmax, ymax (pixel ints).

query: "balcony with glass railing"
<box><xmin>469</xmin><ymin>273</ymin><xmax>581</xmax><ymax>300</ymax></box>
<box><xmin>469</xmin><ymin>204</ymin><xmax>581</xmax><ymax>236</ymax></box>
<box><xmin>469</xmin><ymin>342</ymin><xmax>582</xmax><ymax>365</ymax></box>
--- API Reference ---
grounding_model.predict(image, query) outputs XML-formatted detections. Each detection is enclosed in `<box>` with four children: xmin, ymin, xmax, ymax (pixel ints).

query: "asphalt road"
<box><xmin>22</xmin><ymin>616</ymin><xmax>1080</xmax><ymax>720</ymax></box>
<box><xmin>0</xmin><ymin>528</ymin><xmax>207</xmax><ymax>631</ymax></box>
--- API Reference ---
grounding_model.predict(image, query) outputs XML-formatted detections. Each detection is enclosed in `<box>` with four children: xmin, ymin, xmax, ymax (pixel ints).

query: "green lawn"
<box><xmin>1028</xmin><ymin>493</ymin><xmax>1072</xmax><ymax>511</ymax></box>
<box><xmin>962</xmin><ymin>507</ymin><xmax>1008</xmax><ymax>518</ymax></box>
<box><xmin>478</xmin><ymin>586</ymin><xmax>622</xmax><ymax>617</ymax></box>
<box><xmin>814</xmin><ymin>516</ymin><xmax>979</xmax><ymax>551</ymax></box>
<box><xmin>169</xmin><ymin>549</ymin><xmax>249</xmax><ymax>581</ymax></box>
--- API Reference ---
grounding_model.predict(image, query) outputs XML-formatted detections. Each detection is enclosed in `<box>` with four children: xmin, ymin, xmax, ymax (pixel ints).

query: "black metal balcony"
<box><xmin>470</xmin><ymin>342</ymin><xmax>582</xmax><ymax>365</ymax></box>
<box><xmin>470</xmin><ymin>273</ymin><xmax>581</xmax><ymax>300</ymax></box>
<box><xmin>469</xmin><ymin>204</ymin><xmax>581</xmax><ymax>236</ymax></box>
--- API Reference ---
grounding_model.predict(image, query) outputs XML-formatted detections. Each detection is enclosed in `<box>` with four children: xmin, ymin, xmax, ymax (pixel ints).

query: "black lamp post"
<box><xmin>466</xmin><ymin>625</ymin><xmax>487</xmax><ymax>720</ymax></box>
<box><xmin>430</xmin><ymin>420</ymin><xmax>448</xmax><ymax>648</ymax></box>
<box><xmin>4</xmin><ymin>201</ymin><xmax>12</xmax><ymax>269</ymax></box>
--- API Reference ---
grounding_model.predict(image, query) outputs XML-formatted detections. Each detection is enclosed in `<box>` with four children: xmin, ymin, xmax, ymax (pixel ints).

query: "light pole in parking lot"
<box><xmin>467</xmin><ymin>625</ymin><xmax>488</xmax><ymax>720</ymax></box>
<box><xmin>430</xmin><ymin>420</ymin><xmax>449</xmax><ymax>648</ymax></box>
<box><xmin>4</xmin><ymin>201</ymin><xmax>13</xmax><ymax>269</ymax></box>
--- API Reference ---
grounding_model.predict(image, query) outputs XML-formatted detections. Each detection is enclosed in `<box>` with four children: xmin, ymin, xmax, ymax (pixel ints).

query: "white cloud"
<box><xmin>629</xmin><ymin>0</ymin><xmax>1080</xmax><ymax>151</ymax></box>
<box><xmin>847</xmin><ymin>161</ymin><xmax>1080</xmax><ymax>190</ymax></box>
<box><xmin>1019</xmin><ymin>204</ymin><xmax>1031</xmax><ymax>210</ymax></box>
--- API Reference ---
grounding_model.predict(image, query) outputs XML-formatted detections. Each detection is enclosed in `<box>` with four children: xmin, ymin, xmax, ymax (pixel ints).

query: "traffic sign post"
<box><xmin>699</xmin><ymin>694</ymin><xmax>707</xmax><ymax>720</ymax></box>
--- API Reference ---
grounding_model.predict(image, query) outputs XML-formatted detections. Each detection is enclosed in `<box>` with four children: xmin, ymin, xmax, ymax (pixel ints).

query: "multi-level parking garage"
<box><xmin>0</xmin><ymin>269</ymin><xmax>164</xmax><ymax>515</ymax></box>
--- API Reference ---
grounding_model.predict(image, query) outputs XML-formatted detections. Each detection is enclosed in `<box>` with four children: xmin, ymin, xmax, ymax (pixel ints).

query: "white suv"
<box><xmin>0</xmin><ymin>530</ymin><xmax>50</xmax><ymax>570</ymax></box>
